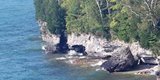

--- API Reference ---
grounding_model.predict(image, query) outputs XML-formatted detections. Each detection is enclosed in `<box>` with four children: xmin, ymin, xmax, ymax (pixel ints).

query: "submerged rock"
<box><xmin>101</xmin><ymin>46</ymin><xmax>136</xmax><ymax>72</ymax></box>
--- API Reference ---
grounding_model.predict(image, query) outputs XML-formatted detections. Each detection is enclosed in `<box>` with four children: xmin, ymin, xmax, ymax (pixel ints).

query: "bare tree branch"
<box><xmin>143</xmin><ymin>0</ymin><xmax>157</xmax><ymax>27</ymax></box>
<box><xmin>123</xmin><ymin>4</ymin><xmax>140</xmax><ymax>17</ymax></box>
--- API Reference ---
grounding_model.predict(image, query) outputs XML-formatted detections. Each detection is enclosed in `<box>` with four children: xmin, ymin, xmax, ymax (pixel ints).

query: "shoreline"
<box><xmin>38</xmin><ymin>20</ymin><xmax>160</xmax><ymax>77</ymax></box>
<box><xmin>50</xmin><ymin>53</ymin><xmax>159</xmax><ymax>75</ymax></box>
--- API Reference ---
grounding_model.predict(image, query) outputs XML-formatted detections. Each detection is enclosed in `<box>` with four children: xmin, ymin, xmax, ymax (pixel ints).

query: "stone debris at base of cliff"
<box><xmin>38</xmin><ymin>20</ymin><xmax>153</xmax><ymax>58</ymax></box>
<box><xmin>55</xmin><ymin>54</ymin><xmax>106</xmax><ymax>68</ymax></box>
<box><xmin>38</xmin><ymin>20</ymin><xmax>160</xmax><ymax>76</ymax></box>
<box><xmin>101</xmin><ymin>47</ymin><xmax>136</xmax><ymax>72</ymax></box>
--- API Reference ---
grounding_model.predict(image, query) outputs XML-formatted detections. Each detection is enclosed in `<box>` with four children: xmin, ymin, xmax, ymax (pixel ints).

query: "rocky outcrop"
<box><xmin>129</xmin><ymin>42</ymin><xmax>153</xmax><ymax>61</ymax></box>
<box><xmin>140</xmin><ymin>57</ymin><xmax>158</xmax><ymax>65</ymax></box>
<box><xmin>38</xmin><ymin>20</ymin><xmax>160</xmax><ymax>76</ymax></box>
<box><xmin>38</xmin><ymin>20</ymin><xmax>69</xmax><ymax>53</ymax></box>
<box><xmin>101</xmin><ymin>47</ymin><xmax>136</xmax><ymax>72</ymax></box>
<box><xmin>38</xmin><ymin>20</ymin><xmax>111</xmax><ymax>55</ymax></box>
<box><xmin>38</xmin><ymin>20</ymin><xmax>153</xmax><ymax>57</ymax></box>
<box><xmin>156</xmin><ymin>70</ymin><xmax>160</xmax><ymax>80</ymax></box>
<box><xmin>42</xmin><ymin>44</ymin><xmax>56</xmax><ymax>54</ymax></box>
<box><xmin>70</xmin><ymin>45</ymin><xmax>87</xmax><ymax>56</ymax></box>
<box><xmin>55</xmin><ymin>30</ymin><xmax>69</xmax><ymax>53</ymax></box>
<box><xmin>55</xmin><ymin>43</ymin><xmax>69</xmax><ymax>53</ymax></box>
<box><xmin>38</xmin><ymin>20</ymin><xmax>59</xmax><ymax>45</ymax></box>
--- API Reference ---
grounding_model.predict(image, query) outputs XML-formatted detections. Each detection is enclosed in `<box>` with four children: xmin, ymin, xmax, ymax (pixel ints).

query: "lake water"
<box><xmin>0</xmin><ymin>0</ymin><xmax>156</xmax><ymax>80</ymax></box>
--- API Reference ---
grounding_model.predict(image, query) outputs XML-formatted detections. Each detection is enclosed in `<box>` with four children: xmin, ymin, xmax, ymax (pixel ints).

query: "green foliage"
<box><xmin>61</xmin><ymin>0</ymin><xmax>110</xmax><ymax>38</ymax></box>
<box><xmin>108</xmin><ymin>0</ymin><xmax>139</xmax><ymax>42</ymax></box>
<box><xmin>34</xmin><ymin>0</ymin><xmax>160</xmax><ymax>55</ymax></box>
<box><xmin>34</xmin><ymin>0</ymin><xmax>65</xmax><ymax>34</ymax></box>
<box><xmin>108</xmin><ymin>0</ymin><xmax>160</xmax><ymax>55</ymax></box>
<box><xmin>34</xmin><ymin>0</ymin><xmax>46</xmax><ymax>20</ymax></box>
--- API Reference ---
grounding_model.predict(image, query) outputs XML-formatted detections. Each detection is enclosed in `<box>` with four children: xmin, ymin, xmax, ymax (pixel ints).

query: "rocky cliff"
<box><xmin>38</xmin><ymin>20</ymin><xmax>160</xmax><ymax>74</ymax></box>
<box><xmin>38</xmin><ymin>20</ymin><xmax>153</xmax><ymax>57</ymax></box>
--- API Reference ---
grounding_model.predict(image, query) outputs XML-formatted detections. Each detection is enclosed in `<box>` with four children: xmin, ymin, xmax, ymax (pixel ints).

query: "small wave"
<box><xmin>55</xmin><ymin>57</ymin><xmax>67</xmax><ymax>60</ymax></box>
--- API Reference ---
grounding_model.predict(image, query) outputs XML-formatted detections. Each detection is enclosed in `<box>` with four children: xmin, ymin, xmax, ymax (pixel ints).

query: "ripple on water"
<box><xmin>0</xmin><ymin>0</ymin><xmax>157</xmax><ymax>80</ymax></box>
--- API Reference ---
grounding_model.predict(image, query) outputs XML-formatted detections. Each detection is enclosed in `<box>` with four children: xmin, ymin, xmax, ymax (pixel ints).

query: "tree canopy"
<box><xmin>34</xmin><ymin>0</ymin><xmax>160</xmax><ymax>55</ymax></box>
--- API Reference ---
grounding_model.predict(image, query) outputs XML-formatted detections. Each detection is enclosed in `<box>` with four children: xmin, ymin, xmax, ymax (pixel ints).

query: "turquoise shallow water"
<box><xmin>0</xmin><ymin>0</ymin><xmax>156</xmax><ymax>80</ymax></box>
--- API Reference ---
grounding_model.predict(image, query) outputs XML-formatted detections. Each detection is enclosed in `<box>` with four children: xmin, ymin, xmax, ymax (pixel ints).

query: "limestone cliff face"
<box><xmin>38</xmin><ymin>20</ymin><xmax>109</xmax><ymax>55</ymax></box>
<box><xmin>38</xmin><ymin>20</ymin><xmax>153</xmax><ymax>58</ymax></box>
<box><xmin>38</xmin><ymin>20</ymin><xmax>59</xmax><ymax>45</ymax></box>
<box><xmin>38</xmin><ymin>20</ymin><xmax>160</xmax><ymax>74</ymax></box>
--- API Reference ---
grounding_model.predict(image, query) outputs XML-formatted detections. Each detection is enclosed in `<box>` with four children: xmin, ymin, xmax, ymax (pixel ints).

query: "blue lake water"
<box><xmin>0</xmin><ymin>0</ymin><xmax>156</xmax><ymax>80</ymax></box>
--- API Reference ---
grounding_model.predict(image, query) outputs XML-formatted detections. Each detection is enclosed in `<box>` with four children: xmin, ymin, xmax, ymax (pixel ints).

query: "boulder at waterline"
<box><xmin>70</xmin><ymin>45</ymin><xmax>87</xmax><ymax>56</ymax></box>
<box><xmin>55</xmin><ymin>43</ymin><xmax>69</xmax><ymax>53</ymax></box>
<box><xmin>68</xmin><ymin>50</ymin><xmax>83</xmax><ymax>56</ymax></box>
<box><xmin>140</xmin><ymin>57</ymin><xmax>158</xmax><ymax>65</ymax></box>
<box><xmin>101</xmin><ymin>46</ymin><xmax>136</xmax><ymax>72</ymax></box>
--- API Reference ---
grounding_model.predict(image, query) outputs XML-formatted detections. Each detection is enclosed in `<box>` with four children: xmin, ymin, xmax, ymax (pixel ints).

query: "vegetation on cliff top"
<box><xmin>34</xmin><ymin>0</ymin><xmax>160</xmax><ymax>55</ymax></box>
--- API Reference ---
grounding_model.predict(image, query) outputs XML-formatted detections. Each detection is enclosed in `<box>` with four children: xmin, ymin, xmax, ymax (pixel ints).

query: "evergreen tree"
<box><xmin>34</xmin><ymin>0</ymin><xmax>160</xmax><ymax>55</ymax></box>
